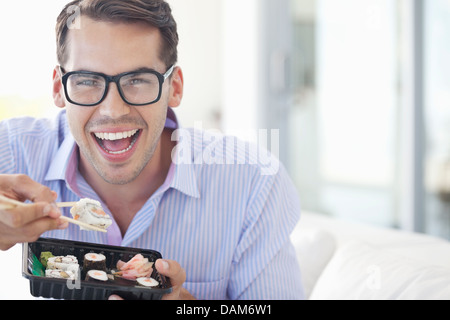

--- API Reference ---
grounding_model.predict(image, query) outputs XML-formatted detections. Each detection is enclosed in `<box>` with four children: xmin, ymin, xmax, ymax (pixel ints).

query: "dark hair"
<box><xmin>56</xmin><ymin>0</ymin><xmax>178</xmax><ymax>68</ymax></box>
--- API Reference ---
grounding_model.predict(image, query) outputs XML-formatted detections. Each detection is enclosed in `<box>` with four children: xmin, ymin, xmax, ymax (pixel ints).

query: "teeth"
<box><xmin>107</xmin><ymin>143</ymin><xmax>135</xmax><ymax>155</ymax></box>
<box><xmin>94</xmin><ymin>129</ymin><xmax>140</xmax><ymax>155</ymax></box>
<box><xmin>94</xmin><ymin>129</ymin><xmax>138</xmax><ymax>141</ymax></box>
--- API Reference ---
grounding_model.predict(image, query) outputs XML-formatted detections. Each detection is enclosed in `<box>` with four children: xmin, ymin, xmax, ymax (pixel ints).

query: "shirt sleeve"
<box><xmin>0</xmin><ymin>120</ymin><xmax>16</xmax><ymax>174</ymax></box>
<box><xmin>237</xmin><ymin>240</ymin><xmax>305</xmax><ymax>299</ymax></box>
<box><xmin>227</xmin><ymin>163</ymin><xmax>305</xmax><ymax>300</ymax></box>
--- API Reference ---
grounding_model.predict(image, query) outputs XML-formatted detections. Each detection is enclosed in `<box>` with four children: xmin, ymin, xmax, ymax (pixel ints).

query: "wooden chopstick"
<box><xmin>0</xmin><ymin>195</ymin><xmax>107</xmax><ymax>233</ymax></box>
<box><xmin>0</xmin><ymin>196</ymin><xmax>77</xmax><ymax>209</ymax></box>
<box><xmin>0</xmin><ymin>195</ymin><xmax>77</xmax><ymax>209</ymax></box>
<box><xmin>56</xmin><ymin>202</ymin><xmax>78</xmax><ymax>208</ymax></box>
<box><xmin>59</xmin><ymin>216</ymin><xmax>107</xmax><ymax>233</ymax></box>
<box><xmin>0</xmin><ymin>194</ymin><xmax>24</xmax><ymax>210</ymax></box>
<box><xmin>0</xmin><ymin>203</ymin><xmax>16</xmax><ymax>210</ymax></box>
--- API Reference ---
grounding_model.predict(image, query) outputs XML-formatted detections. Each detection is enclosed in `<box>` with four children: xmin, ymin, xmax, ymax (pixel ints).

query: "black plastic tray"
<box><xmin>22</xmin><ymin>238</ymin><xmax>172</xmax><ymax>300</ymax></box>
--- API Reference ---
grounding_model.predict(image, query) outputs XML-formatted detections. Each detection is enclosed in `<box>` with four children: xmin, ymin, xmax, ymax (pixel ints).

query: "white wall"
<box><xmin>169</xmin><ymin>0</ymin><xmax>262</xmax><ymax>141</ymax></box>
<box><xmin>168</xmin><ymin>0</ymin><xmax>224</xmax><ymax>130</ymax></box>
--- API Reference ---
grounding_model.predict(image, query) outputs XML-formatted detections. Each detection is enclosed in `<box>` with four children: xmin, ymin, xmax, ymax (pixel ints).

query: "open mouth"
<box><xmin>93</xmin><ymin>129</ymin><xmax>141</xmax><ymax>155</ymax></box>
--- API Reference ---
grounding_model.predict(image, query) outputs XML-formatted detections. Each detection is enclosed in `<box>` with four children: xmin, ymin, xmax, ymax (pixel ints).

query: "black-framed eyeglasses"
<box><xmin>60</xmin><ymin>65</ymin><xmax>174</xmax><ymax>107</ymax></box>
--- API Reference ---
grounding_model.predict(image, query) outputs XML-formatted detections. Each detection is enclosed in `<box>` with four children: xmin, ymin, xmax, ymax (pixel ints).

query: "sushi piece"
<box><xmin>66</xmin><ymin>264</ymin><xmax>80</xmax><ymax>278</ymax></box>
<box><xmin>70</xmin><ymin>198</ymin><xmax>112</xmax><ymax>231</ymax></box>
<box><xmin>136</xmin><ymin>277</ymin><xmax>159</xmax><ymax>288</ymax></box>
<box><xmin>83</xmin><ymin>253</ymin><xmax>107</xmax><ymax>272</ymax></box>
<box><xmin>114</xmin><ymin>254</ymin><xmax>154</xmax><ymax>280</ymax></box>
<box><xmin>47</xmin><ymin>255</ymin><xmax>78</xmax><ymax>271</ymax></box>
<box><xmin>86</xmin><ymin>270</ymin><xmax>108</xmax><ymax>282</ymax></box>
<box><xmin>45</xmin><ymin>269</ymin><xmax>76</xmax><ymax>280</ymax></box>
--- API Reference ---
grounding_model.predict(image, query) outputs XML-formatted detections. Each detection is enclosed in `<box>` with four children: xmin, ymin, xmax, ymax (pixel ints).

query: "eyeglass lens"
<box><xmin>66</xmin><ymin>72</ymin><xmax>161</xmax><ymax>105</ymax></box>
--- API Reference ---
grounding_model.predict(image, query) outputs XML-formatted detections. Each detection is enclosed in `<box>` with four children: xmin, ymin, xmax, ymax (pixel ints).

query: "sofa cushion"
<box><xmin>309</xmin><ymin>241</ymin><xmax>450</xmax><ymax>300</ymax></box>
<box><xmin>290</xmin><ymin>228</ymin><xmax>336</xmax><ymax>298</ymax></box>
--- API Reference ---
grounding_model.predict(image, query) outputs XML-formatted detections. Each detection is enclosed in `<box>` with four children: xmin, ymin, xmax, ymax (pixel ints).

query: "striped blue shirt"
<box><xmin>0</xmin><ymin>110</ymin><xmax>305</xmax><ymax>300</ymax></box>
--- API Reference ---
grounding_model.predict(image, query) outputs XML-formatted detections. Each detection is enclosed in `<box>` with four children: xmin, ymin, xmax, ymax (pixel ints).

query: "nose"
<box><xmin>98</xmin><ymin>83</ymin><xmax>131</xmax><ymax>119</ymax></box>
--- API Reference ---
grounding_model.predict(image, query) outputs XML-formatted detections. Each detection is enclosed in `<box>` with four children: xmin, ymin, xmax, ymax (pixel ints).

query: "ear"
<box><xmin>52</xmin><ymin>66</ymin><xmax>66</xmax><ymax>108</ymax></box>
<box><xmin>167</xmin><ymin>66</ymin><xmax>184</xmax><ymax>108</ymax></box>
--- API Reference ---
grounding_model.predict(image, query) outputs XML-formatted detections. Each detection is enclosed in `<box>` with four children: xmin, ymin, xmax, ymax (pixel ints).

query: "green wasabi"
<box><xmin>40</xmin><ymin>252</ymin><xmax>54</xmax><ymax>268</ymax></box>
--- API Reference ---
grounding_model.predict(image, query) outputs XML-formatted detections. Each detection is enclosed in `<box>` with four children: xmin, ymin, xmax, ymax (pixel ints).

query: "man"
<box><xmin>0</xmin><ymin>0</ymin><xmax>304</xmax><ymax>300</ymax></box>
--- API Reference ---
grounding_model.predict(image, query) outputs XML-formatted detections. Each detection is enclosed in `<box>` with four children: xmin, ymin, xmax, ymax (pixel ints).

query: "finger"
<box><xmin>0</xmin><ymin>174</ymin><xmax>57</xmax><ymax>205</ymax></box>
<box><xmin>0</xmin><ymin>216</ymin><xmax>68</xmax><ymax>249</ymax></box>
<box><xmin>25</xmin><ymin>216</ymin><xmax>69</xmax><ymax>236</ymax></box>
<box><xmin>108</xmin><ymin>295</ymin><xmax>124</xmax><ymax>300</ymax></box>
<box><xmin>19</xmin><ymin>218</ymin><xmax>67</xmax><ymax>243</ymax></box>
<box><xmin>155</xmin><ymin>259</ymin><xmax>187</xmax><ymax>300</ymax></box>
<box><xmin>1</xmin><ymin>202</ymin><xmax>61</xmax><ymax>228</ymax></box>
<box><xmin>155</xmin><ymin>259</ymin><xmax>186</xmax><ymax>285</ymax></box>
<box><xmin>10</xmin><ymin>175</ymin><xmax>57</xmax><ymax>204</ymax></box>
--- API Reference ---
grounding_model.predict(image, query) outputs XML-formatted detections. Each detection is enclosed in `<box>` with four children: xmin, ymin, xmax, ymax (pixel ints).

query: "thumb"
<box><xmin>155</xmin><ymin>259</ymin><xmax>186</xmax><ymax>300</ymax></box>
<box><xmin>155</xmin><ymin>259</ymin><xmax>185</xmax><ymax>281</ymax></box>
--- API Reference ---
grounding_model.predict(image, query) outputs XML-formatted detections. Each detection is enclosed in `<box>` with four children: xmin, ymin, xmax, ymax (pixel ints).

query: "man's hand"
<box><xmin>108</xmin><ymin>259</ymin><xmax>195</xmax><ymax>300</ymax></box>
<box><xmin>155</xmin><ymin>259</ymin><xmax>195</xmax><ymax>300</ymax></box>
<box><xmin>0</xmin><ymin>174</ymin><xmax>68</xmax><ymax>251</ymax></box>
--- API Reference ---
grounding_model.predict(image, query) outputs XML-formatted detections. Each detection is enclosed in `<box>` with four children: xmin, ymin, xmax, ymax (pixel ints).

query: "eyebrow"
<box><xmin>124</xmin><ymin>67</ymin><xmax>160</xmax><ymax>75</ymax></box>
<box><xmin>71</xmin><ymin>67</ymin><xmax>160</xmax><ymax>76</ymax></box>
<box><xmin>128</xmin><ymin>67</ymin><xmax>159</xmax><ymax>73</ymax></box>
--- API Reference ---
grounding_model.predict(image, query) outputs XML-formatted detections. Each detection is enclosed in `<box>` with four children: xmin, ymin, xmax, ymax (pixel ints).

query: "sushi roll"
<box><xmin>45</xmin><ymin>269</ymin><xmax>76</xmax><ymax>280</ymax></box>
<box><xmin>86</xmin><ymin>270</ymin><xmax>108</xmax><ymax>282</ymax></box>
<box><xmin>136</xmin><ymin>277</ymin><xmax>159</xmax><ymax>288</ymax></box>
<box><xmin>47</xmin><ymin>255</ymin><xmax>78</xmax><ymax>271</ymax></box>
<box><xmin>70</xmin><ymin>198</ymin><xmax>112</xmax><ymax>231</ymax></box>
<box><xmin>66</xmin><ymin>264</ymin><xmax>80</xmax><ymax>279</ymax></box>
<box><xmin>83</xmin><ymin>253</ymin><xmax>107</xmax><ymax>272</ymax></box>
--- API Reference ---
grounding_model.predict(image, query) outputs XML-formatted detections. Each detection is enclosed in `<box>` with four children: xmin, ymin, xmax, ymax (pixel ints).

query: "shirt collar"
<box><xmin>44</xmin><ymin>108</ymin><xmax>200</xmax><ymax>199</ymax></box>
<box><xmin>44</xmin><ymin>132</ymin><xmax>76</xmax><ymax>182</ymax></box>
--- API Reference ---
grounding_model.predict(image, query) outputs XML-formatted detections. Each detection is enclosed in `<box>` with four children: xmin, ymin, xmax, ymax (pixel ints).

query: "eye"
<box><xmin>121</xmin><ymin>73</ymin><xmax>157</xmax><ymax>87</ymax></box>
<box><xmin>70</xmin><ymin>74</ymin><xmax>104</xmax><ymax>87</ymax></box>
<box><xmin>129</xmin><ymin>78</ymin><xmax>150</xmax><ymax>85</ymax></box>
<box><xmin>77</xmin><ymin>79</ymin><xmax>98</xmax><ymax>86</ymax></box>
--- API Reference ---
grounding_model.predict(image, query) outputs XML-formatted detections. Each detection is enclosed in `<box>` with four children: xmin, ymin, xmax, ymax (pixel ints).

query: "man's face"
<box><xmin>56</xmin><ymin>18</ymin><xmax>173</xmax><ymax>185</ymax></box>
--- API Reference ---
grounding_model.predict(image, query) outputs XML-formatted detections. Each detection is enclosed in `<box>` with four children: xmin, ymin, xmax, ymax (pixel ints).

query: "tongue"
<box><xmin>102</xmin><ymin>137</ymin><xmax>133</xmax><ymax>152</ymax></box>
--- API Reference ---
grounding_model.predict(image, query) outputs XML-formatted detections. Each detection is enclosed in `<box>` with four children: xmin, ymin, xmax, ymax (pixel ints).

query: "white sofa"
<box><xmin>2</xmin><ymin>211</ymin><xmax>450</xmax><ymax>300</ymax></box>
<box><xmin>291</xmin><ymin>212</ymin><xmax>450</xmax><ymax>300</ymax></box>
